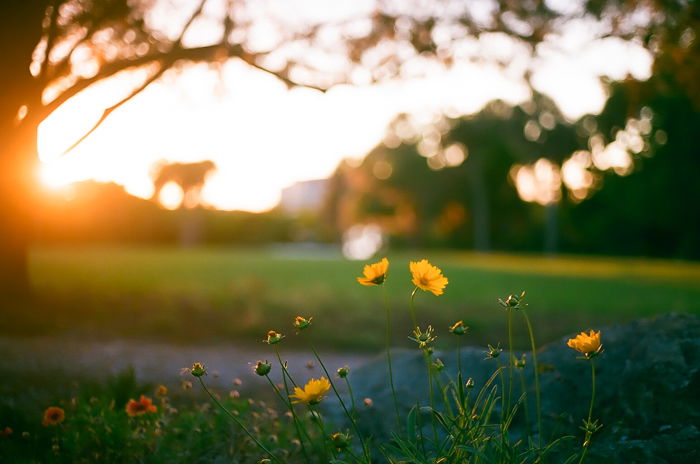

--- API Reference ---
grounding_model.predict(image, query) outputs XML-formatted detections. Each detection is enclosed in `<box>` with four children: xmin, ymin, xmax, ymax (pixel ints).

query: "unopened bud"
<box><xmin>190</xmin><ymin>362</ymin><xmax>207</xmax><ymax>377</ymax></box>
<box><xmin>253</xmin><ymin>360</ymin><xmax>272</xmax><ymax>376</ymax></box>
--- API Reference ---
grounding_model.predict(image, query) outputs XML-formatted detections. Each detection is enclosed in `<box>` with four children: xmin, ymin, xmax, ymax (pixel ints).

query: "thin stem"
<box><xmin>457</xmin><ymin>340</ymin><xmax>462</xmax><ymax>376</ymax></box>
<box><xmin>495</xmin><ymin>357</ymin><xmax>507</xmax><ymax>451</ymax></box>
<box><xmin>588</xmin><ymin>359</ymin><xmax>596</xmax><ymax>424</ymax></box>
<box><xmin>273</xmin><ymin>347</ymin><xmax>312</xmax><ymax>460</ymax></box>
<box><xmin>197</xmin><ymin>377</ymin><xmax>282</xmax><ymax>463</ymax></box>
<box><xmin>522</xmin><ymin>311</ymin><xmax>542</xmax><ymax>449</ymax></box>
<box><xmin>496</xmin><ymin>358</ymin><xmax>506</xmax><ymax>423</ymax></box>
<box><xmin>578</xmin><ymin>359</ymin><xmax>597</xmax><ymax>464</ymax></box>
<box><xmin>344</xmin><ymin>377</ymin><xmax>357</xmax><ymax>412</ymax></box>
<box><xmin>383</xmin><ymin>284</ymin><xmax>401</xmax><ymax>429</ymax></box>
<box><xmin>424</xmin><ymin>352</ymin><xmax>440</xmax><ymax>450</ymax></box>
<box><xmin>409</xmin><ymin>287</ymin><xmax>419</xmax><ymax>329</ymax></box>
<box><xmin>265</xmin><ymin>375</ymin><xmax>311</xmax><ymax>462</ymax></box>
<box><xmin>518</xmin><ymin>370</ymin><xmax>531</xmax><ymax>439</ymax></box>
<box><xmin>310</xmin><ymin>345</ymin><xmax>371</xmax><ymax>463</ymax></box>
<box><xmin>507</xmin><ymin>308</ymin><xmax>514</xmax><ymax>417</ymax></box>
<box><xmin>275</xmin><ymin>347</ymin><xmax>298</xmax><ymax>388</ymax></box>
<box><xmin>309</xmin><ymin>406</ymin><xmax>334</xmax><ymax>461</ymax></box>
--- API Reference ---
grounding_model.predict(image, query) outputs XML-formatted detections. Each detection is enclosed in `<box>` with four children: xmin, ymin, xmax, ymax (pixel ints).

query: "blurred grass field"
<box><xmin>12</xmin><ymin>245</ymin><xmax>700</xmax><ymax>351</ymax></box>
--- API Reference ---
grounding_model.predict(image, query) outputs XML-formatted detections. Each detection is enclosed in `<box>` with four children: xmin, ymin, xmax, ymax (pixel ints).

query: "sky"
<box><xmin>36</xmin><ymin>3</ymin><xmax>652</xmax><ymax>212</ymax></box>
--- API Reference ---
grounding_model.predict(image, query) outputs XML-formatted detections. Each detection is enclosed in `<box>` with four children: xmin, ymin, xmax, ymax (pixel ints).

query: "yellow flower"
<box><xmin>289</xmin><ymin>377</ymin><xmax>331</xmax><ymax>405</ymax></box>
<box><xmin>410</xmin><ymin>259</ymin><xmax>448</xmax><ymax>295</ymax></box>
<box><xmin>567</xmin><ymin>330</ymin><xmax>602</xmax><ymax>357</ymax></box>
<box><xmin>357</xmin><ymin>257</ymin><xmax>389</xmax><ymax>286</ymax></box>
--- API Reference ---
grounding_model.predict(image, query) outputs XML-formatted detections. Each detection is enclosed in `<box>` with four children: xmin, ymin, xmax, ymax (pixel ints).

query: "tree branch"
<box><xmin>58</xmin><ymin>62</ymin><xmax>169</xmax><ymax>156</ymax></box>
<box><xmin>57</xmin><ymin>0</ymin><xmax>208</xmax><ymax>155</ymax></box>
<box><xmin>39</xmin><ymin>0</ymin><xmax>62</xmax><ymax>80</ymax></box>
<box><xmin>235</xmin><ymin>52</ymin><xmax>327</xmax><ymax>92</ymax></box>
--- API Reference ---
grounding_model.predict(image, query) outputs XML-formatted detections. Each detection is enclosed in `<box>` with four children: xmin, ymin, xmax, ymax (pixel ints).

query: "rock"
<box><xmin>322</xmin><ymin>313</ymin><xmax>700</xmax><ymax>463</ymax></box>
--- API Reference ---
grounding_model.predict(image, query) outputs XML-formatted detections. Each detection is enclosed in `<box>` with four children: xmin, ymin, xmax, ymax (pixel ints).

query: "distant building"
<box><xmin>279</xmin><ymin>179</ymin><xmax>329</xmax><ymax>215</ymax></box>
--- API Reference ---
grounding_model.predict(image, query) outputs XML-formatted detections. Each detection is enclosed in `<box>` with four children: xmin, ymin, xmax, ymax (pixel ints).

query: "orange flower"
<box><xmin>357</xmin><ymin>258</ymin><xmax>389</xmax><ymax>286</ymax></box>
<box><xmin>125</xmin><ymin>395</ymin><xmax>157</xmax><ymax>417</ymax></box>
<box><xmin>156</xmin><ymin>385</ymin><xmax>168</xmax><ymax>396</ymax></box>
<box><xmin>410</xmin><ymin>259</ymin><xmax>448</xmax><ymax>295</ymax></box>
<box><xmin>42</xmin><ymin>407</ymin><xmax>65</xmax><ymax>426</ymax></box>
<box><xmin>0</xmin><ymin>426</ymin><xmax>13</xmax><ymax>436</ymax></box>
<box><xmin>567</xmin><ymin>330</ymin><xmax>602</xmax><ymax>357</ymax></box>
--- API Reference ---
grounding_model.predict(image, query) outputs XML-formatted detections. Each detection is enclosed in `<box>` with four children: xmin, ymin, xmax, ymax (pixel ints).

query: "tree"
<box><xmin>0</xmin><ymin>0</ymin><xmax>324</xmax><ymax>296</ymax></box>
<box><xmin>1</xmin><ymin>0</ymin><xmax>695</xmax><ymax>296</ymax></box>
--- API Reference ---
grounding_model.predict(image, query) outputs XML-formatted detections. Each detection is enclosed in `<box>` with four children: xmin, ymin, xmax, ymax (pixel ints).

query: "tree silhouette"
<box><xmin>1</xmin><ymin>0</ymin><xmax>695</xmax><ymax>295</ymax></box>
<box><xmin>151</xmin><ymin>160</ymin><xmax>216</xmax><ymax>209</ymax></box>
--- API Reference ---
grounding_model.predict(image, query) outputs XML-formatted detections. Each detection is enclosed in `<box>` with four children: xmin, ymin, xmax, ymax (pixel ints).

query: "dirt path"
<box><xmin>1</xmin><ymin>335</ymin><xmax>375</xmax><ymax>394</ymax></box>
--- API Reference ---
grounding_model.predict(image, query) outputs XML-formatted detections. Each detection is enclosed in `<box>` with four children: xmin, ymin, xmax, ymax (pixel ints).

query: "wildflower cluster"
<box><xmin>13</xmin><ymin>256</ymin><xmax>609</xmax><ymax>464</ymax></box>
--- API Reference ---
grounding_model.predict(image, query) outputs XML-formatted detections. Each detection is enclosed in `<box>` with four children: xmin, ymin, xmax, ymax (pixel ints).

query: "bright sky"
<box><xmin>37</xmin><ymin>6</ymin><xmax>652</xmax><ymax>212</ymax></box>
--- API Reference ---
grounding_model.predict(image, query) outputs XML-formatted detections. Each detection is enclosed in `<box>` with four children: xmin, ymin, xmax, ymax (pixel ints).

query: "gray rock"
<box><xmin>322</xmin><ymin>313</ymin><xmax>700</xmax><ymax>463</ymax></box>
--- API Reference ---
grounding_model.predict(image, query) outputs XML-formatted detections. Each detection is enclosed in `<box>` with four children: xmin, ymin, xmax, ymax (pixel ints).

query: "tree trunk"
<box><xmin>0</xmin><ymin>1</ymin><xmax>48</xmax><ymax>298</ymax></box>
<box><xmin>467</xmin><ymin>154</ymin><xmax>491</xmax><ymax>252</ymax></box>
<box><xmin>544</xmin><ymin>202</ymin><xmax>559</xmax><ymax>255</ymax></box>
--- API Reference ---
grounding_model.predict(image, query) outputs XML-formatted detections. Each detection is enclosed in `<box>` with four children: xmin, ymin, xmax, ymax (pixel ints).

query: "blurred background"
<box><xmin>1</xmin><ymin>0</ymin><xmax>700</xmax><ymax>369</ymax></box>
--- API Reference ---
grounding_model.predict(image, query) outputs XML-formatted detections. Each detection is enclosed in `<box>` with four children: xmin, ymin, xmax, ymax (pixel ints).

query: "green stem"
<box><xmin>275</xmin><ymin>347</ymin><xmax>299</xmax><ymax>388</ymax></box>
<box><xmin>496</xmin><ymin>358</ymin><xmax>506</xmax><ymax>423</ymax></box>
<box><xmin>522</xmin><ymin>311</ymin><xmax>542</xmax><ymax>449</ymax></box>
<box><xmin>518</xmin><ymin>370</ymin><xmax>531</xmax><ymax>439</ymax></box>
<box><xmin>344</xmin><ymin>377</ymin><xmax>357</xmax><ymax>412</ymax></box>
<box><xmin>507</xmin><ymin>308</ymin><xmax>514</xmax><ymax>417</ymax></box>
<box><xmin>265</xmin><ymin>374</ymin><xmax>311</xmax><ymax>462</ymax></box>
<box><xmin>310</xmin><ymin>344</ymin><xmax>371</xmax><ymax>463</ymax></box>
<box><xmin>578</xmin><ymin>359</ymin><xmax>597</xmax><ymax>464</ymax></box>
<box><xmin>274</xmin><ymin>347</ymin><xmax>315</xmax><ymax>460</ymax></box>
<box><xmin>383</xmin><ymin>284</ymin><xmax>401</xmax><ymax>429</ymax></box>
<box><xmin>457</xmin><ymin>340</ymin><xmax>462</xmax><ymax>376</ymax></box>
<box><xmin>409</xmin><ymin>287</ymin><xmax>419</xmax><ymax>329</ymax></box>
<box><xmin>197</xmin><ymin>377</ymin><xmax>282</xmax><ymax>463</ymax></box>
<box><xmin>309</xmin><ymin>405</ymin><xmax>334</xmax><ymax>461</ymax></box>
<box><xmin>496</xmin><ymin>357</ymin><xmax>507</xmax><ymax>449</ymax></box>
<box><xmin>424</xmin><ymin>352</ymin><xmax>440</xmax><ymax>450</ymax></box>
<box><xmin>588</xmin><ymin>359</ymin><xmax>596</xmax><ymax>425</ymax></box>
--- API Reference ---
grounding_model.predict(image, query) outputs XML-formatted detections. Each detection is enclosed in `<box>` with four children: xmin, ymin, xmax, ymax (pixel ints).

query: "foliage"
<box><xmin>1</xmin><ymin>257</ymin><xmax>613</xmax><ymax>462</ymax></box>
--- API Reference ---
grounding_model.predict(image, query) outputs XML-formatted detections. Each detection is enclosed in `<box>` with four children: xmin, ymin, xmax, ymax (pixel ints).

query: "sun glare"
<box><xmin>158</xmin><ymin>182</ymin><xmax>184</xmax><ymax>210</ymax></box>
<box><xmin>38</xmin><ymin>163</ymin><xmax>73</xmax><ymax>189</ymax></box>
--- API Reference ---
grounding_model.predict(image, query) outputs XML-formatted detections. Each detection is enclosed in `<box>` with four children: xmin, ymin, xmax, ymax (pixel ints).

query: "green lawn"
<box><xmin>16</xmin><ymin>245</ymin><xmax>700</xmax><ymax>351</ymax></box>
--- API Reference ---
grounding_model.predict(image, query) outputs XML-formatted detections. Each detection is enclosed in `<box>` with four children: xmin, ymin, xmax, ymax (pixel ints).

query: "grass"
<box><xmin>4</xmin><ymin>246</ymin><xmax>700</xmax><ymax>462</ymax></box>
<box><xmin>11</xmin><ymin>245</ymin><xmax>700</xmax><ymax>351</ymax></box>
